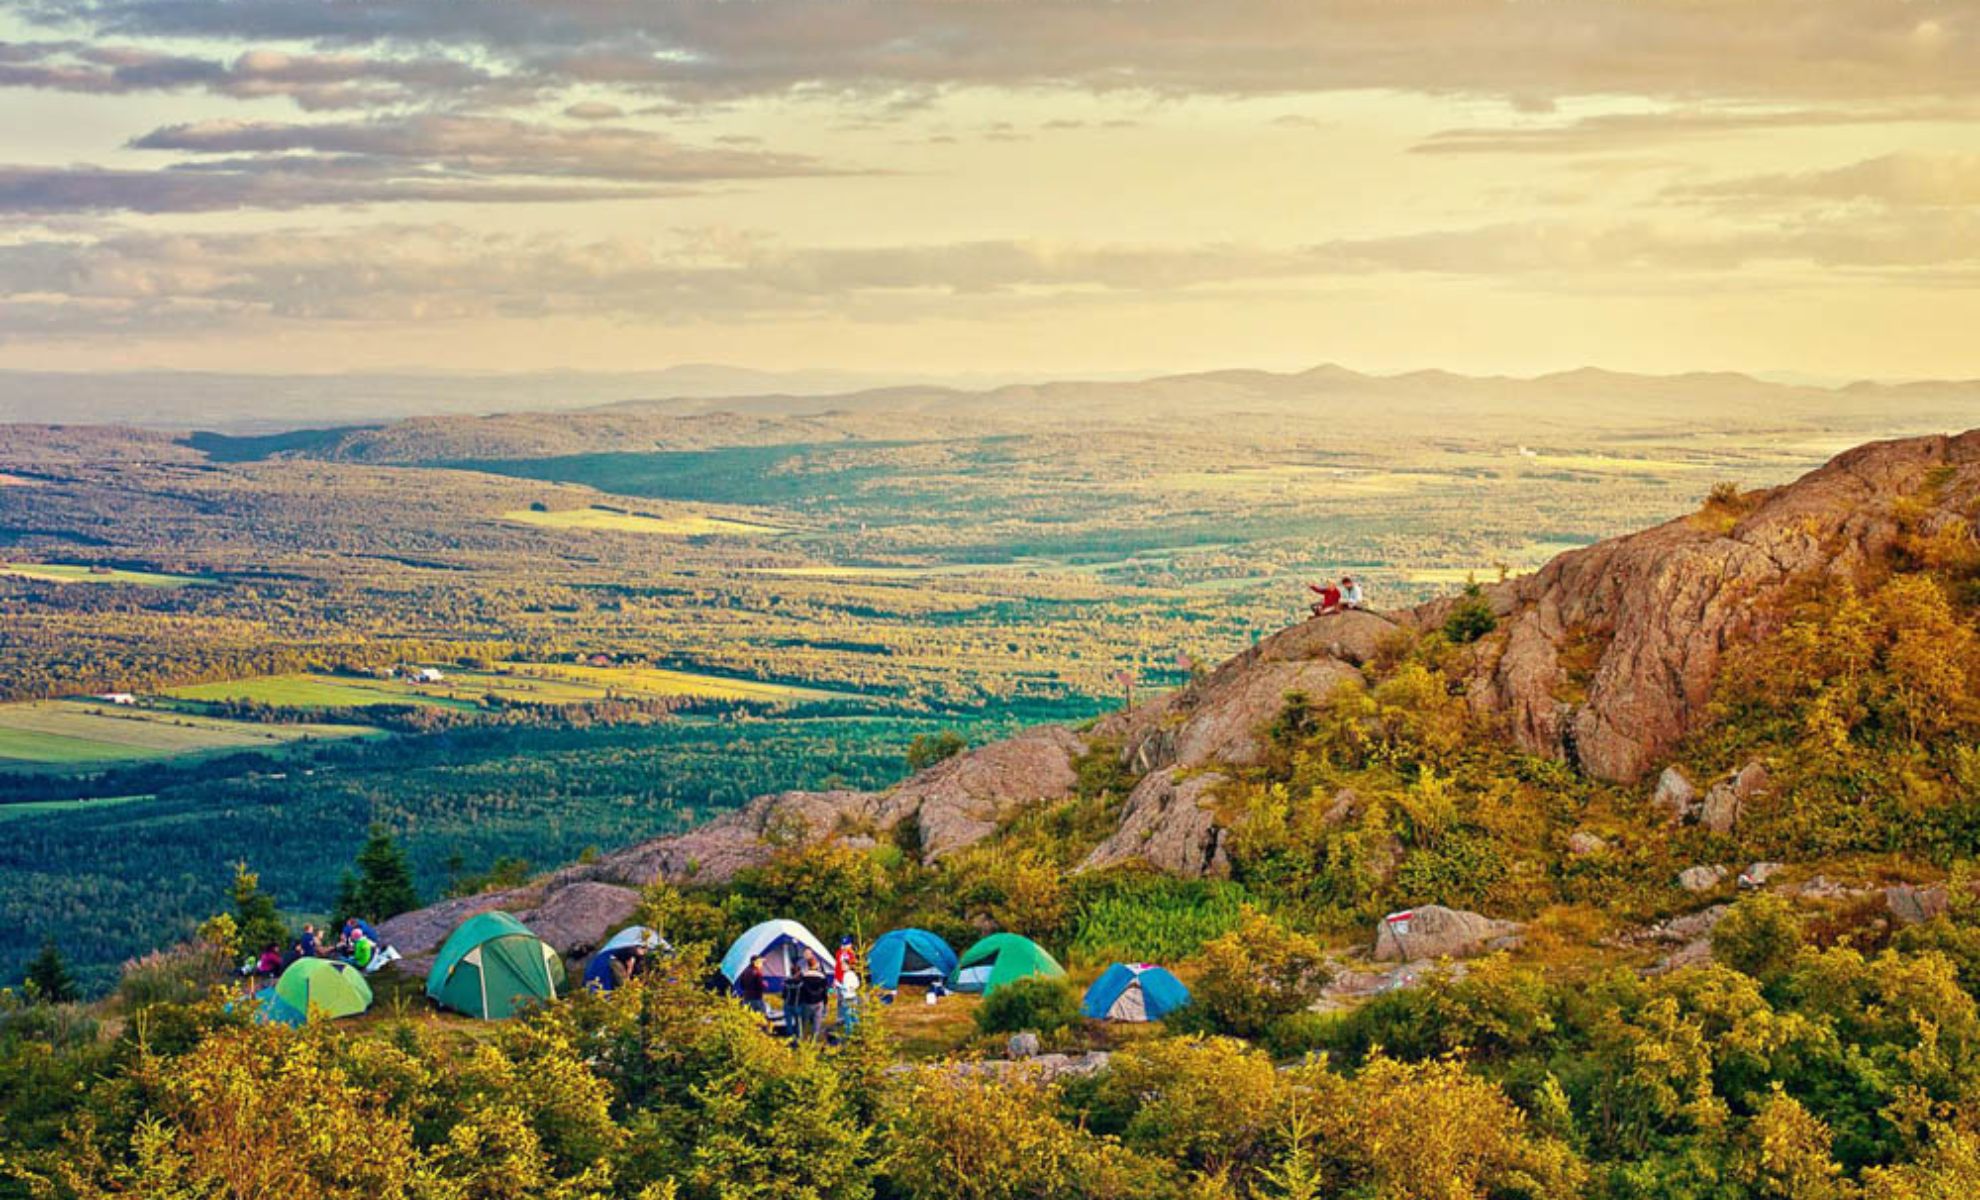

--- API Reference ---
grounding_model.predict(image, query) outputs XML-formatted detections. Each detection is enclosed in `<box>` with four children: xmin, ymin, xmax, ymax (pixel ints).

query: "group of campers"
<box><xmin>243</xmin><ymin>916</ymin><xmax>397</xmax><ymax>989</ymax></box>
<box><xmin>729</xmin><ymin>935</ymin><xmax>866</xmax><ymax>1043</ymax></box>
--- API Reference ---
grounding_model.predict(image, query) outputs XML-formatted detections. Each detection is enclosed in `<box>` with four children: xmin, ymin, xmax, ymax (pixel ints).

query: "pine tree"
<box><xmin>231</xmin><ymin>862</ymin><xmax>288</xmax><ymax>956</ymax></box>
<box><xmin>24</xmin><ymin>938</ymin><xmax>79</xmax><ymax>1004</ymax></box>
<box><xmin>348</xmin><ymin>824</ymin><xmax>419</xmax><ymax>921</ymax></box>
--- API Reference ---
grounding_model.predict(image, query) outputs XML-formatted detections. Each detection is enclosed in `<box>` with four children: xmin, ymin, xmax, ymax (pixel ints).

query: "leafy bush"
<box><xmin>881</xmin><ymin>1067</ymin><xmax>1177</xmax><ymax>1200</ymax></box>
<box><xmin>905</xmin><ymin>730</ymin><xmax>968</xmax><ymax>771</ymax></box>
<box><xmin>1712</xmin><ymin>892</ymin><xmax>1806</xmax><ymax>982</ymax></box>
<box><xmin>1181</xmin><ymin>906</ymin><xmax>1330</xmax><ymax>1038</ymax></box>
<box><xmin>1441</xmin><ymin>581</ymin><xmax>1498</xmax><ymax>645</ymax></box>
<box><xmin>973</xmin><ymin>975</ymin><xmax>1082</xmax><ymax>1036</ymax></box>
<box><xmin>1068</xmin><ymin>873</ymin><xmax>1246</xmax><ymax>965</ymax></box>
<box><xmin>116</xmin><ymin>944</ymin><xmax>231</xmax><ymax>1012</ymax></box>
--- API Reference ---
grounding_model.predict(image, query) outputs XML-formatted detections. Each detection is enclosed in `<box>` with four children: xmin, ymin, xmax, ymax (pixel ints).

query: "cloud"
<box><xmin>1681</xmin><ymin>152</ymin><xmax>1980</xmax><ymax>207</ymax></box>
<box><xmin>0</xmin><ymin>40</ymin><xmax>534</xmax><ymax>109</ymax></box>
<box><xmin>0</xmin><ymin>113</ymin><xmax>850</xmax><ymax>214</ymax></box>
<box><xmin>11</xmin><ymin>211</ymin><xmax>1980</xmax><ymax>339</ymax></box>
<box><xmin>0</xmin><ymin>164</ymin><xmax>661</xmax><ymax>214</ymax></box>
<box><xmin>28</xmin><ymin>0</ymin><xmax>1980</xmax><ymax>107</ymax></box>
<box><xmin>130</xmin><ymin>114</ymin><xmax>844</xmax><ymax>184</ymax></box>
<box><xmin>562</xmin><ymin>100</ymin><xmax>624</xmax><ymax>120</ymax></box>
<box><xmin>1413</xmin><ymin>104</ymin><xmax>1974</xmax><ymax>155</ymax></box>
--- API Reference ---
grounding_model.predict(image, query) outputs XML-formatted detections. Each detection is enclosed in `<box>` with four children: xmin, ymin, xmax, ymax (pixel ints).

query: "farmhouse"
<box><xmin>95</xmin><ymin>693</ymin><xmax>137</xmax><ymax>706</ymax></box>
<box><xmin>413</xmin><ymin>667</ymin><xmax>446</xmax><ymax>683</ymax></box>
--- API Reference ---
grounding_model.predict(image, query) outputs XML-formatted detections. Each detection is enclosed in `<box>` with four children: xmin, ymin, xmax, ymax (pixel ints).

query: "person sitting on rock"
<box><xmin>1308</xmin><ymin>580</ymin><xmax>1343</xmax><ymax>617</ymax></box>
<box><xmin>1340</xmin><ymin>576</ymin><xmax>1365</xmax><ymax>610</ymax></box>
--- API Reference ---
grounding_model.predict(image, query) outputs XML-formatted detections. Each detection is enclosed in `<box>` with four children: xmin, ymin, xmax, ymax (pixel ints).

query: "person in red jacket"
<box><xmin>834</xmin><ymin>935</ymin><xmax>858</xmax><ymax>986</ymax></box>
<box><xmin>1309</xmin><ymin>580</ymin><xmax>1343</xmax><ymax>617</ymax></box>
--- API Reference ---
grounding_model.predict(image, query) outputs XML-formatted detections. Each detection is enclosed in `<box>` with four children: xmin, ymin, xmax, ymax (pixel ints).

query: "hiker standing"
<box><xmin>834</xmin><ymin>935</ymin><xmax>857</xmax><ymax>985</ymax></box>
<box><xmin>736</xmin><ymin>954</ymin><xmax>770</xmax><ymax>1017</ymax></box>
<box><xmin>794</xmin><ymin>954</ymin><xmax>832</xmax><ymax>1042</ymax></box>
<box><xmin>836</xmin><ymin>967</ymin><xmax>861</xmax><ymax>1034</ymax></box>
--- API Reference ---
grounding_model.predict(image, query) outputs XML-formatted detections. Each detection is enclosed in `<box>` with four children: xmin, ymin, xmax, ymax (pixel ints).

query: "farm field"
<box><xmin>166</xmin><ymin>665</ymin><xmax>853</xmax><ymax>710</ymax></box>
<box><xmin>0</xmin><ymin>561</ymin><xmax>207</xmax><ymax>588</ymax></box>
<box><xmin>502</xmin><ymin>505</ymin><xmax>786</xmax><ymax>537</ymax></box>
<box><xmin>467</xmin><ymin>663</ymin><xmax>855</xmax><ymax>705</ymax></box>
<box><xmin>0</xmin><ymin>700</ymin><xmax>382</xmax><ymax>768</ymax></box>
<box><xmin>164</xmin><ymin>674</ymin><xmax>470</xmax><ymax>710</ymax></box>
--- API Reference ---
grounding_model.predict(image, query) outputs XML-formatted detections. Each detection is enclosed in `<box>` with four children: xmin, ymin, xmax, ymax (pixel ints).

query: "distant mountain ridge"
<box><xmin>5</xmin><ymin>362</ymin><xmax>1978</xmax><ymax>442</ymax></box>
<box><xmin>163</xmin><ymin>364</ymin><xmax>1980</xmax><ymax>464</ymax></box>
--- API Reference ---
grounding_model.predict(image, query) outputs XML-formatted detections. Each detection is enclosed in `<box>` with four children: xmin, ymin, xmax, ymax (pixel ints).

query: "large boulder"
<box><xmin>1119</xmin><ymin>655</ymin><xmax>1361</xmax><ymax>773</ymax></box>
<box><xmin>1079</xmin><ymin>768</ymin><xmax>1230</xmax><ymax>877</ymax></box>
<box><xmin>514</xmin><ymin>881</ymin><xmax>642</xmax><ymax>957</ymax></box>
<box><xmin>376</xmin><ymin>888</ymin><xmax>533</xmax><ymax>972</ymax></box>
<box><xmin>575</xmin><ymin>788</ymin><xmax>878</xmax><ymax>888</ymax></box>
<box><xmin>1371</xmin><ymin>905</ymin><xmax>1522</xmax><ymax>962</ymax></box>
<box><xmin>1253</xmin><ymin>609</ymin><xmax>1401</xmax><ymax>668</ymax></box>
<box><xmin>1651</xmin><ymin>767</ymin><xmax>1698</xmax><ymax>824</ymax></box>
<box><xmin>870</xmin><ymin>726</ymin><xmax>1085</xmax><ymax>860</ymax></box>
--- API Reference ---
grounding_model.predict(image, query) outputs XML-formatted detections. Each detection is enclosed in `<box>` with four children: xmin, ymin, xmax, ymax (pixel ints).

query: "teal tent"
<box><xmin>426</xmin><ymin>912</ymin><xmax>565</xmax><ymax>1019</ymax></box>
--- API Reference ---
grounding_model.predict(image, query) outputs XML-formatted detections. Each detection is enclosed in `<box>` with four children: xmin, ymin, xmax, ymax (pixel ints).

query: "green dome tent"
<box><xmin>950</xmin><ymin>933</ymin><xmax>1065</xmax><ymax>995</ymax></box>
<box><xmin>273</xmin><ymin>957</ymin><xmax>373</xmax><ymax>1022</ymax></box>
<box><xmin>426</xmin><ymin>912</ymin><xmax>566</xmax><ymax>1019</ymax></box>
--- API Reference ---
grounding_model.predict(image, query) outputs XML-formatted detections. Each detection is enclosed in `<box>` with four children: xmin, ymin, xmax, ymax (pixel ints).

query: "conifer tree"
<box><xmin>24</xmin><ymin>938</ymin><xmax>79</xmax><ymax>1004</ymax></box>
<box><xmin>231</xmin><ymin>862</ymin><xmax>288</xmax><ymax>955</ymax></box>
<box><xmin>346</xmin><ymin>824</ymin><xmax>419</xmax><ymax>921</ymax></box>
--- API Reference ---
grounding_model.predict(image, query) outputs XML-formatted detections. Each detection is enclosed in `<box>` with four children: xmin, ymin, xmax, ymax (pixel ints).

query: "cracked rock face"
<box><xmin>1422</xmin><ymin>431</ymin><xmax>1980</xmax><ymax>782</ymax></box>
<box><xmin>1079</xmin><ymin>767</ymin><xmax>1230</xmax><ymax>877</ymax></box>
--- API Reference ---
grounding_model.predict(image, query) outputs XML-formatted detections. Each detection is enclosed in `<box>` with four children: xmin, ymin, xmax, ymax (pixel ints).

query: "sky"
<box><xmin>2</xmin><ymin>0</ymin><xmax>1979</xmax><ymax>380</ymax></box>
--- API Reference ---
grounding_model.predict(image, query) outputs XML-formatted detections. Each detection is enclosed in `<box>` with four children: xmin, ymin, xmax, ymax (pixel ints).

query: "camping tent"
<box><xmin>868</xmin><ymin>928</ymin><xmax>959</xmax><ymax>989</ymax></box>
<box><xmin>720</xmin><ymin>919</ymin><xmax>833</xmax><ymax>991</ymax></box>
<box><xmin>950</xmin><ymin>933</ymin><xmax>1066</xmax><ymax>995</ymax></box>
<box><xmin>582</xmin><ymin>925</ymin><xmax>671</xmax><ymax>991</ymax></box>
<box><xmin>1081</xmin><ymin>963</ymin><xmax>1191</xmax><ymax>1022</ymax></box>
<box><xmin>275</xmin><ymin>957</ymin><xmax>373</xmax><ymax>1021</ymax></box>
<box><xmin>426</xmin><ymin>912</ymin><xmax>566</xmax><ymax>1019</ymax></box>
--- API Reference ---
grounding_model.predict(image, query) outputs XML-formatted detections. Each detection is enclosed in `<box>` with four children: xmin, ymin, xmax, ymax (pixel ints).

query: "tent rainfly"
<box><xmin>426</xmin><ymin>912</ymin><xmax>565</xmax><ymax>1019</ymax></box>
<box><xmin>1080</xmin><ymin>963</ymin><xmax>1191</xmax><ymax>1022</ymax></box>
<box><xmin>720</xmin><ymin>919</ymin><xmax>833</xmax><ymax>992</ymax></box>
<box><xmin>867</xmin><ymin>928</ymin><xmax>959</xmax><ymax>989</ymax></box>
<box><xmin>949</xmin><ymin>933</ymin><xmax>1065</xmax><ymax>995</ymax></box>
<box><xmin>582</xmin><ymin>925</ymin><xmax>671</xmax><ymax>992</ymax></box>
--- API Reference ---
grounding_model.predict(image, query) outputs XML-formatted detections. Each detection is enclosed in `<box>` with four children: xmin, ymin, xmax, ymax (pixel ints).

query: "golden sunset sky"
<box><xmin>2</xmin><ymin>1</ymin><xmax>1978</xmax><ymax>378</ymax></box>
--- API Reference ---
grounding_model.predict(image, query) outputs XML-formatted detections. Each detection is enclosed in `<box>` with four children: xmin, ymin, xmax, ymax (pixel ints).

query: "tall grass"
<box><xmin>1068</xmin><ymin>875</ymin><xmax>1248</xmax><ymax>966</ymax></box>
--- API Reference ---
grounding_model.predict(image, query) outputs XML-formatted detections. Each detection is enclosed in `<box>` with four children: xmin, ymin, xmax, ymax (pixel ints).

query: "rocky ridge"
<box><xmin>377</xmin><ymin>431</ymin><xmax>1980</xmax><ymax>963</ymax></box>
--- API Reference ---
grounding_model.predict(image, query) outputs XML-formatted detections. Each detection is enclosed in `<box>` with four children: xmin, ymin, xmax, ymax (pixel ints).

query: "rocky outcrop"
<box><xmin>1106</xmin><ymin>610</ymin><xmax>1392</xmax><ymax>776</ymax></box>
<box><xmin>382</xmin><ymin>432</ymin><xmax>1980</xmax><ymax>953</ymax></box>
<box><xmin>374</xmin><ymin>880</ymin><xmax>643</xmax><ymax>973</ymax></box>
<box><xmin>1430</xmin><ymin>431</ymin><xmax>1980</xmax><ymax>781</ymax></box>
<box><xmin>1372</xmin><ymin>905</ymin><xmax>1522</xmax><ymax>962</ymax></box>
<box><xmin>549</xmin><ymin>725</ymin><xmax>1087</xmax><ymax>891</ymax></box>
<box><xmin>869</xmin><ymin>726</ymin><xmax>1086</xmax><ymax>859</ymax></box>
<box><xmin>1079</xmin><ymin>768</ymin><xmax>1230</xmax><ymax>877</ymax></box>
<box><xmin>514</xmin><ymin>882</ymin><xmax>642</xmax><ymax>957</ymax></box>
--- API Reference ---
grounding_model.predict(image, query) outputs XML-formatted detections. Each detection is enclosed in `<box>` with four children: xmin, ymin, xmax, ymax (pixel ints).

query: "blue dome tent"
<box><xmin>867</xmin><ymin>928</ymin><xmax>958</xmax><ymax>989</ymax></box>
<box><xmin>1081</xmin><ymin>963</ymin><xmax>1191</xmax><ymax>1022</ymax></box>
<box><xmin>720</xmin><ymin>919</ymin><xmax>832</xmax><ymax>992</ymax></box>
<box><xmin>582</xmin><ymin>925</ymin><xmax>671</xmax><ymax>992</ymax></box>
